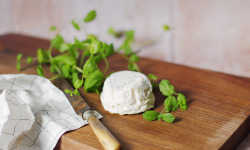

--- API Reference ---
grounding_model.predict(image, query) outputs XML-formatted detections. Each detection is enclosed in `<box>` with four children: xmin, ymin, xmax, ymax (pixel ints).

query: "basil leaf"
<box><xmin>90</xmin><ymin>40</ymin><xmax>102</xmax><ymax>55</ymax></box>
<box><xmin>73</xmin><ymin>89</ymin><xmax>80</xmax><ymax>96</ymax></box>
<box><xmin>180</xmin><ymin>104</ymin><xmax>188</xmax><ymax>111</ymax></box>
<box><xmin>84</xmin><ymin>70</ymin><xmax>104</xmax><ymax>92</ymax></box>
<box><xmin>51</xmin><ymin>34</ymin><xmax>64</xmax><ymax>50</ymax></box>
<box><xmin>177</xmin><ymin>93</ymin><xmax>187</xmax><ymax>105</ymax></box>
<box><xmin>148</xmin><ymin>73</ymin><xmax>158</xmax><ymax>81</ymax></box>
<box><xmin>16</xmin><ymin>53</ymin><xmax>23</xmax><ymax>71</ymax></box>
<box><xmin>84</xmin><ymin>10</ymin><xmax>96</xmax><ymax>22</ymax></box>
<box><xmin>74</xmin><ymin>79</ymin><xmax>83</xmax><ymax>89</ymax></box>
<box><xmin>64</xmin><ymin>89</ymin><xmax>72</xmax><ymax>94</ymax></box>
<box><xmin>129</xmin><ymin>54</ymin><xmax>140</xmax><ymax>62</ymax></box>
<box><xmin>163</xmin><ymin>25</ymin><xmax>170</xmax><ymax>31</ymax></box>
<box><xmin>37</xmin><ymin>65</ymin><xmax>45</xmax><ymax>77</ymax></box>
<box><xmin>162</xmin><ymin>113</ymin><xmax>175</xmax><ymax>123</ymax></box>
<box><xmin>72</xmin><ymin>72</ymin><xmax>79</xmax><ymax>85</ymax></box>
<box><xmin>26</xmin><ymin>56</ymin><xmax>33</xmax><ymax>64</ymax></box>
<box><xmin>59</xmin><ymin>43</ymin><xmax>71</xmax><ymax>52</ymax></box>
<box><xmin>104</xmin><ymin>43</ymin><xmax>114</xmax><ymax>57</ymax></box>
<box><xmin>158</xmin><ymin>114</ymin><xmax>163</xmax><ymax>120</ymax></box>
<box><xmin>128</xmin><ymin>62</ymin><xmax>138</xmax><ymax>71</ymax></box>
<box><xmin>142</xmin><ymin>110</ymin><xmax>160</xmax><ymax>121</ymax></box>
<box><xmin>37</xmin><ymin>48</ymin><xmax>50</xmax><ymax>63</ymax></box>
<box><xmin>71</xmin><ymin>20</ymin><xmax>80</xmax><ymax>30</ymax></box>
<box><xmin>50</xmin><ymin>26</ymin><xmax>57</xmax><ymax>31</ymax></box>
<box><xmin>159</xmin><ymin>79</ymin><xmax>175</xmax><ymax>96</ymax></box>
<box><xmin>52</xmin><ymin>55</ymin><xmax>76</xmax><ymax>66</ymax></box>
<box><xmin>61</xmin><ymin>65</ymin><xmax>70</xmax><ymax>78</ymax></box>
<box><xmin>164</xmin><ymin>96</ymin><xmax>173</xmax><ymax>113</ymax></box>
<box><xmin>82</xmin><ymin>56</ymin><xmax>97</xmax><ymax>78</ymax></box>
<box><xmin>171</xmin><ymin>96</ymin><xmax>178</xmax><ymax>112</ymax></box>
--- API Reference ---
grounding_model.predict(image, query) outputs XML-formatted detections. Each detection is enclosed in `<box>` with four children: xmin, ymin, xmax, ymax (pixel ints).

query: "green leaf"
<box><xmin>162</xmin><ymin>113</ymin><xmax>175</xmax><ymax>123</ymax></box>
<box><xmin>82</xmin><ymin>56</ymin><xmax>97</xmax><ymax>78</ymax></box>
<box><xmin>119</xmin><ymin>43</ymin><xmax>132</xmax><ymax>55</ymax></box>
<box><xmin>74</xmin><ymin>89</ymin><xmax>80</xmax><ymax>96</ymax></box>
<box><xmin>37</xmin><ymin>48</ymin><xmax>50</xmax><ymax>63</ymax></box>
<box><xmin>104</xmin><ymin>43</ymin><xmax>114</xmax><ymax>57</ymax></box>
<box><xmin>59</xmin><ymin>43</ymin><xmax>71</xmax><ymax>52</ymax></box>
<box><xmin>74</xmin><ymin>79</ymin><xmax>83</xmax><ymax>89</ymax></box>
<box><xmin>61</xmin><ymin>65</ymin><xmax>70</xmax><ymax>78</ymax></box>
<box><xmin>84</xmin><ymin>70</ymin><xmax>104</xmax><ymax>92</ymax></box>
<box><xmin>37</xmin><ymin>65</ymin><xmax>45</xmax><ymax>77</ymax></box>
<box><xmin>180</xmin><ymin>104</ymin><xmax>188</xmax><ymax>111</ymax></box>
<box><xmin>108</xmin><ymin>27</ymin><xmax>115</xmax><ymax>35</ymax></box>
<box><xmin>159</xmin><ymin>79</ymin><xmax>175</xmax><ymax>96</ymax></box>
<box><xmin>16</xmin><ymin>53</ymin><xmax>23</xmax><ymax>71</ymax></box>
<box><xmin>129</xmin><ymin>54</ymin><xmax>140</xmax><ymax>62</ymax></box>
<box><xmin>51</xmin><ymin>34</ymin><xmax>64</xmax><ymax>50</ymax></box>
<box><xmin>90</xmin><ymin>40</ymin><xmax>102</xmax><ymax>55</ymax></box>
<box><xmin>177</xmin><ymin>93</ymin><xmax>187</xmax><ymax>106</ymax></box>
<box><xmin>171</xmin><ymin>96</ymin><xmax>179</xmax><ymax>112</ymax></box>
<box><xmin>125</xmin><ymin>30</ymin><xmax>134</xmax><ymax>41</ymax></box>
<box><xmin>26</xmin><ymin>56</ymin><xmax>33</xmax><ymax>64</ymax></box>
<box><xmin>164</xmin><ymin>96</ymin><xmax>173</xmax><ymax>113</ymax></box>
<box><xmin>87</xmin><ymin>34</ymin><xmax>97</xmax><ymax>40</ymax></box>
<box><xmin>142</xmin><ymin>111</ymin><xmax>160</xmax><ymax>121</ymax></box>
<box><xmin>128</xmin><ymin>62</ymin><xmax>139</xmax><ymax>72</ymax></box>
<box><xmin>148</xmin><ymin>73</ymin><xmax>158</xmax><ymax>81</ymax></box>
<box><xmin>84</xmin><ymin>10</ymin><xmax>96</xmax><ymax>22</ymax></box>
<box><xmin>64</xmin><ymin>89</ymin><xmax>72</xmax><ymax>94</ymax></box>
<box><xmin>72</xmin><ymin>72</ymin><xmax>79</xmax><ymax>85</ymax></box>
<box><xmin>83</xmin><ymin>50</ymin><xmax>91</xmax><ymax>57</ymax></box>
<box><xmin>158</xmin><ymin>114</ymin><xmax>163</xmax><ymax>120</ymax></box>
<box><xmin>71</xmin><ymin>20</ymin><xmax>80</xmax><ymax>30</ymax></box>
<box><xmin>50</xmin><ymin>26</ymin><xmax>57</xmax><ymax>31</ymax></box>
<box><xmin>70</xmin><ymin>48</ymin><xmax>79</xmax><ymax>59</ymax></box>
<box><xmin>163</xmin><ymin>25</ymin><xmax>170</xmax><ymax>31</ymax></box>
<box><xmin>52</xmin><ymin>55</ymin><xmax>77</xmax><ymax>66</ymax></box>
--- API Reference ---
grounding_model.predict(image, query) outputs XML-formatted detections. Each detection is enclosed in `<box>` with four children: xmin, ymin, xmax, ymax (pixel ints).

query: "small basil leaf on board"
<box><xmin>26</xmin><ymin>56</ymin><xmax>33</xmax><ymax>64</ymax></box>
<box><xmin>16</xmin><ymin>53</ymin><xmax>23</xmax><ymax>71</ymax></box>
<box><xmin>171</xmin><ymin>96</ymin><xmax>179</xmax><ymax>112</ymax></box>
<box><xmin>158</xmin><ymin>114</ymin><xmax>163</xmax><ymax>120</ymax></box>
<box><xmin>159</xmin><ymin>79</ymin><xmax>175</xmax><ymax>96</ymax></box>
<box><xmin>73</xmin><ymin>89</ymin><xmax>80</xmax><ymax>96</ymax></box>
<box><xmin>129</xmin><ymin>54</ymin><xmax>140</xmax><ymax>62</ymax></box>
<box><xmin>84</xmin><ymin>70</ymin><xmax>104</xmax><ymax>92</ymax></box>
<box><xmin>84</xmin><ymin>10</ymin><xmax>96</xmax><ymax>22</ymax></box>
<box><xmin>147</xmin><ymin>73</ymin><xmax>158</xmax><ymax>81</ymax></box>
<box><xmin>37</xmin><ymin>48</ymin><xmax>50</xmax><ymax>63</ymax></box>
<box><xmin>164</xmin><ymin>96</ymin><xmax>173</xmax><ymax>113</ymax></box>
<box><xmin>180</xmin><ymin>104</ymin><xmax>188</xmax><ymax>111</ymax></box>
<box><xmin>64</xmin><ymin>89</ymin><xmax>72</xmax><ymax>94</ymax></box>
<box><xmin>177</xmin><ymin>93</ymin><xmax>187</xmax><ymax>106</ymax></box>
<box><xmin>82</xmin><ymin>56</ymin><xmax>97</xmax><ymax>78</ymax></box>
<box><xmin>72</xmin><ymin>72</ymin><xmax>79</xmax><ymax>85</ymax></box>
<box><xmin>37</xmin><ymin>65</ymin><xmax>45</xmax><ymax>77</ymax></box>
<box><xmin>90</xmin><ymin>40</ymin><xmax>102</xmax><ymax>55</ymax></box>
<box><xmin>142</xmin><ymin>111</ymin><xmax>160</xmax><ymax>121</ymax></box>
<box><xmin>162</xmin><ymin>113</ymin><xmax>175</xmax><ymax>123</ymax></box>
<box><xmin>51</xmin><ymin>34</ymin><xmax>64</xmax><ymax>50</ymax></box>
<box><xmin>74</xmin><ymin>79</ymin><xmax>83</xmax><ymax>89</ymax></box>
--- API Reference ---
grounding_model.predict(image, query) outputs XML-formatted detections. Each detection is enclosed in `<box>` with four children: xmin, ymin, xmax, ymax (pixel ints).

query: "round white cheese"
<box><xmin>100</xmin><ymin>70</ymin><xmax>155</xmax><ymax>115</ymax></box>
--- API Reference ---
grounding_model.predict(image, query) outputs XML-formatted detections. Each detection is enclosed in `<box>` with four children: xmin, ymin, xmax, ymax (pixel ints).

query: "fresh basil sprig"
<box><xmin>143</xmin><ymin>79</ymin><xmax>188</xmax><ymax>123</ymax></box>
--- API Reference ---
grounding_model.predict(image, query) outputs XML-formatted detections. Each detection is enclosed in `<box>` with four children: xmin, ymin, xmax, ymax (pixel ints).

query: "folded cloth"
<box><xmin>0</xmin><ymin>74</ymin><xmax>87</xmax><ymax>150</ymax></box>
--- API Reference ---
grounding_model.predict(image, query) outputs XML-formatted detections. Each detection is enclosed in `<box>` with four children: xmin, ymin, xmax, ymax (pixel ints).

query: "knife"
<box><xmin>53</xmin><ymin>78</ymin><xmax>121</xmax><ymax>150</ymax></box>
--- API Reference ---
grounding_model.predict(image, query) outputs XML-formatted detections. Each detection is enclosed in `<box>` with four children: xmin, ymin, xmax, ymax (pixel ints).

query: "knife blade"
<box><xmin>53</xmin><ymin>78</ymin><xmax>121</xmax><ymax>150</ymax></box>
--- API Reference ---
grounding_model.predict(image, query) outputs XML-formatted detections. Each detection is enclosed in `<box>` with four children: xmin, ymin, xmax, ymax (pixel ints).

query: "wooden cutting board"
<box><xmin>0</xmin><ymin>34</ymin><xmax>249</xmax><ymax>150</ymax></box>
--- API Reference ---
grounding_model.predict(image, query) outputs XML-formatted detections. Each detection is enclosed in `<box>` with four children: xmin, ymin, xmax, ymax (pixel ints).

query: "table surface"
<box><xmin>0</xmin><ymin>34</ymin><xmax>249</xmax><ymax>150</ymax></box>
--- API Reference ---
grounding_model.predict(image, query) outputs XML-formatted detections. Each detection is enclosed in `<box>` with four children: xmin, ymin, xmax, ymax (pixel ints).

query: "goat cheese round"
<box><xmin>100</xmin><ymin>70</ymin><xmax>155</xmax><ymax>115</ymax></box>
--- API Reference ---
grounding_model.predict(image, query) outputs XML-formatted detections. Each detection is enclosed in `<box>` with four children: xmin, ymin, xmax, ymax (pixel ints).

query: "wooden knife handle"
<box><xmin>88</xmin><ymin>116</ymin><xmax>121</xmax><ymax>150</ymax></box>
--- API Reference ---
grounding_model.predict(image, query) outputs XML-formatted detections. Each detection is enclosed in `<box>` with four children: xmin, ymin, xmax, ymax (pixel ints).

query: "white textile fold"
<box><xmin>0</xmin><ymin>74</ymin><xmax>88</xmax><ymax>150</ymax></box>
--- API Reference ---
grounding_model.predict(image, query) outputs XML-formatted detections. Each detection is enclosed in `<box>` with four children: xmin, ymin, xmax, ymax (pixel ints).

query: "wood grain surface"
<box><xmin>0</xmin><ymin>34</ymin><xmax>249</xmax><ymax>150</ymax></box>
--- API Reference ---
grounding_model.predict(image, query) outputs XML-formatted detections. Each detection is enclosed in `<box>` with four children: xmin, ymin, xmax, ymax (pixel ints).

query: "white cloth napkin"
<box><xmin>0</xmin><ymin>74</ymin><xmax>88</xmax><ymax>150</ymax></box>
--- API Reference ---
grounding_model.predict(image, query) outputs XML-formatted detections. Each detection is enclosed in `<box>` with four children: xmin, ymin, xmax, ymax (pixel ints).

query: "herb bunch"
<box><xmin>16</xmin><ymin>10</ymin><xmax>169</xmax><ymax>95</ymax></box>
<box><xmin>143</xmin><ymin>79</ymin><xmax>188</xmax><ymax>123</ymax></box>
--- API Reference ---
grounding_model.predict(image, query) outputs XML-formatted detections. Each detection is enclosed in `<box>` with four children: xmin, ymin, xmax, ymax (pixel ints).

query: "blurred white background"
<box><xmin>0</xmin><ymin>0</ymin><xmax>250</xmax><ymax>78</ymax></box>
